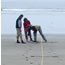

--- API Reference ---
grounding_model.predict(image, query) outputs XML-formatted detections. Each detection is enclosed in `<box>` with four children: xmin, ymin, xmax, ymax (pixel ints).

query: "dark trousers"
<box><xmin>25</xmin><ymin>27</ymin><xmax>32</xmax><ymax>41</ymax></box>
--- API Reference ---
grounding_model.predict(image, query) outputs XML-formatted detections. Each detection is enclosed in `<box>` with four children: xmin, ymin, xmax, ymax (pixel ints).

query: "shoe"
<box><xmin>45</xmin><ymin>40</ymin><xmax>47</xmax><ymax>42</ymax></box>
<box><xmin>21</xmin><ymin>40</ymin><xmax>26</xmax><ymax>44</ymax></box>
<box><xmin>30</xmin><ymin>38</ymin><xmax>33</xmax><ymax>41</ymax></box>
<box><xmin>33</xmin><ymin>40</ymin><xmax>37</xmax><ymax>42</ymax></box>
<box><xmin>17</xmin><ymin>40</ymin><xmax>20</xmax><ymax>43</ymax></box>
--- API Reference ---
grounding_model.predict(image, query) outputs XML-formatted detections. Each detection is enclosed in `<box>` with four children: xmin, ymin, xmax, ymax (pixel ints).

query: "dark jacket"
<box><xmin>16</xmin><ymin>18</ymin><xmax>22</xmax><ymax>28</ymax></box>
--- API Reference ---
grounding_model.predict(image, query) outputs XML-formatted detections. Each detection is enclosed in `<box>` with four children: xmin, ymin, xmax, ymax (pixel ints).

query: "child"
<box><xmin>23</xmin><ymin>18</ymin><xmax>32</xmax><ymax>41</ymax></box>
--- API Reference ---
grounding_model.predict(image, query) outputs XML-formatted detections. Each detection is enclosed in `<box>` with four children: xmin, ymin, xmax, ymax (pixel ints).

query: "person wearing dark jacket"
<box><xmin>16</xmin><ymin>14</ymin><xmax>25</xmax><ymax>44</ymax></box>
<box><xmin>23</xmin><ymin>18</ymin><xmax>32</xmax><ymax>41</ymax></box>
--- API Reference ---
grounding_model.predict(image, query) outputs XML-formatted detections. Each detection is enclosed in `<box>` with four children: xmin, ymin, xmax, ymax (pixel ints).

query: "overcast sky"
<box><xmin>2</xmin><ymin>0</ymin><xmax>65</xmax><ymax>9</ymax></box>
<box><xmin>2</xmin><ymin>0</ymin><xmax>65</xmax><ymax>2</ymax></box>
<box><xmin>1</xmin><ymin>0</ymin><xmax>65</xmax><ymax>34</ymax></box>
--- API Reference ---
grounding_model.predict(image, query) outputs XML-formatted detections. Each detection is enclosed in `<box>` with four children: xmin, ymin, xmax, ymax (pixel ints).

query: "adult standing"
<box><xmin>16</xmin><ymin>14</ymin><xmax>25</xmax><ymax>44</ymax></box>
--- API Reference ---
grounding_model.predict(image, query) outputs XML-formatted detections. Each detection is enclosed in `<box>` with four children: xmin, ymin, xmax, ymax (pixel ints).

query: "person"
<box><xmin>23</xmin><ymin>18</ymin><xmax>32</xmax><ymax>41</ymax></box>
<box><xmin>23</xmin><ymin>18</ymin><xmax>47</xmax><ymax>42</ymax></box>
<box><xmin>31</xmin><ymin>25</ymin><xmax>47</xmax><ymax>42</ymax></box>
<box><xmin>16</xmin><ymin>14</ymin><xmax>25</xmax><ymax>44</ymax></box>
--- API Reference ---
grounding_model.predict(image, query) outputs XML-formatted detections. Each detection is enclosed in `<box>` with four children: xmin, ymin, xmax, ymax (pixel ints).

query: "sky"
<box><xmin>2</xmin><ymin>0</ymin><xmax>65</xmax><ymax>2</ymax></box>
<box><xmin>1</xmin><ymin>0</ymin><xmax>65</xmax><ymax>34</ymax></box>
<box><xmin>1</xmin><ymin>0</ymin><xmax>65</xmax><ymax>9</ymax></box>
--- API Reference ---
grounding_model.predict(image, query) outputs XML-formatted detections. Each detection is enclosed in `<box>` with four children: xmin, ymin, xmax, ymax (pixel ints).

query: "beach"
<box><xmin>1</xmin><ymin>34</ymin><xmax>65</xmax><ymax>65</ymax></box>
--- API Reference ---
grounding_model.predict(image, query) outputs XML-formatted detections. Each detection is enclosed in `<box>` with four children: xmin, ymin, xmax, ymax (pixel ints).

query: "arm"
<box><xmin>18</xmin><ymin>20</ymin><xmax>22</xmax><ymax>32</ymax></box>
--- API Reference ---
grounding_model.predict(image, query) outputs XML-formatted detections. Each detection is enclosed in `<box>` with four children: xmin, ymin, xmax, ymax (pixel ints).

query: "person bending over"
<box><xmin>31</xmin><ymin>25</ymin><xmax>47</xmax><ymax>42</ymax></box>
<box><xmin>23</xmin><ymin>18</ymin><xmax>32</xmax><ymax>41</ymax></box>
<box><xmin>23</xmin><ymin>18</ymin><xmax>47</xmax><ymax>42</ymax></box>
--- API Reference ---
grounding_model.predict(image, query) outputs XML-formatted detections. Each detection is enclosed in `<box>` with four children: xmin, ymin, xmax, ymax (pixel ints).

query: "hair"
<box><xmin>19</xmin><ymin>14</ymin><xmax>23</xmax><ymax>17</ymax></box>
<box><xmin>24</xmin><ymin>18</ymin><xmax>27</xmax><ymax>21</ymax></box>
<box><xmin>18</xmin><ymin>14</ymin><xmax>23</xmax><ymax>19</ymax></box>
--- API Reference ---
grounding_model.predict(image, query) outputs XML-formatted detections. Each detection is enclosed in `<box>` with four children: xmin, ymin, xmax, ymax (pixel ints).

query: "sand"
<box><xmin>1</xmin><ymin>34</ymin><xmax>65</xmax><ymax>65</ymax></box>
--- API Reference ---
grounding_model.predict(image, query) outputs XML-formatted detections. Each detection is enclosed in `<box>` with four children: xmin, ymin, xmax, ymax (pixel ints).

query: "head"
<box><xmin>19</xmin><ymin>14</ymin><xmax>23</xmax><ymax>19</ymax></box>
<box><xmin>23</xmin><ymin>18</ymin><xmax>27</xmax><ymax>22</ymax></box>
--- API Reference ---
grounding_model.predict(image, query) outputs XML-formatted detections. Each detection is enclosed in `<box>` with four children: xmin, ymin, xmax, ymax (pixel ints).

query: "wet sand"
<box><xmin>1</xmin><ymin>35</ymin><xmax>65</xmax><ymax>65</ymax></box>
